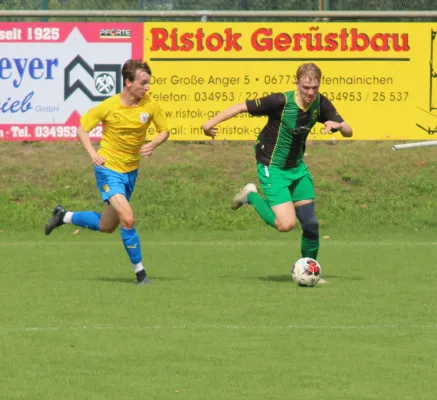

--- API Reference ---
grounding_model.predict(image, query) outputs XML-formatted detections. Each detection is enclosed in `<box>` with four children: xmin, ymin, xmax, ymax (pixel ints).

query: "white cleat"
<box><xmin>318</xmin><ymin>278</ymin><xmax>329</xmax><ymax>285</ymax></box>
<box><xmin>231</xmin><ymin>183</ymin><xmax>257</xmax><ymax>210</ymax></box>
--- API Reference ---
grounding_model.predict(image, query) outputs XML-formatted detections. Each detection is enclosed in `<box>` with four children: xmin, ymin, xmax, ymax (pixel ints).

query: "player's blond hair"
<box><xmin>122</xmin><ymin>59</ymin><xmax>152</xmax><ymax>87</ymax></box>
<box><xmin>296</xmin><ymin>63</ymin><xmax>322</xmax><ymax>83</ymax></box>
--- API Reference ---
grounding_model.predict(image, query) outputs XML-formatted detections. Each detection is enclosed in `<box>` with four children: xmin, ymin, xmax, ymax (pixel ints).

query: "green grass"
<box><xmin>1</xmin><ymin>230</ymin><xmax>437</xmax><ymax>399</ymax></box>
<box><xmin>1</xmin><ymin>140</ymin><xmax>437</xmax><ymax>232</ymax></box>
<box><xmin>1</xmin><ymin>141</ymin><xmax>437</xmax><ymax>399</ymax></box>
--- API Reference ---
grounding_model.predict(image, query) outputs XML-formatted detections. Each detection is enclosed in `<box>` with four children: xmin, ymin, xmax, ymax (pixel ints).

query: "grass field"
<box><xmin>1</xmin><ymin>141</ymin><xmax>437</xmax><ymax>399</ymax></box>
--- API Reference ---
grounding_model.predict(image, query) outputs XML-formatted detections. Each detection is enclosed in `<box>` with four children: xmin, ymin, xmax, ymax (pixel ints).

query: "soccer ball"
<box><xmin>291</xmin><ymin>257</ymin><xmax>322</xmax><ymax>287</ymax></box>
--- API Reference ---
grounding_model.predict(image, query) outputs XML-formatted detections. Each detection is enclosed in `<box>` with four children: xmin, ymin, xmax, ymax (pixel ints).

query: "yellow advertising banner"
<box><xmin>143</xmin><ymin>22</ymin><xmax>437</xmax><ymax>141</ymax></box>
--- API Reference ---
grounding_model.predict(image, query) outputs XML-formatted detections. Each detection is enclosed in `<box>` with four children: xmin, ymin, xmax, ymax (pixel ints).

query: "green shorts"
<box><xmin>257</xmin><ymin>163</ymin><xmax>315</xmax><ymax>207</ymax></box>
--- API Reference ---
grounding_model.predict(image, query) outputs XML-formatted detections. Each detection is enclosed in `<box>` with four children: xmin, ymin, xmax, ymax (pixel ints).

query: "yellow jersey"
<box><xmin>80</xmin><ymin>93</ymin><xmax>169</xmax><ymax>173</ymax></box>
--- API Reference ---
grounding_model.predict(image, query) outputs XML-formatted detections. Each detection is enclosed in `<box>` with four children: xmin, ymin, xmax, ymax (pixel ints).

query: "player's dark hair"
<box><xmin>122</xmin><ymin>59</ymin><xmax>152</xmax><ymax>87</ymax></box>
<box><xmin>296</xmin><ymin>62</ymin><xmax>322</xmax><ymax>83</ymax></box>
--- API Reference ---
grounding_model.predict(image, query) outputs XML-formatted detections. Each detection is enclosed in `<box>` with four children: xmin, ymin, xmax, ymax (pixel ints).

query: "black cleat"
<box><xmin>136</xmin><ymin>269</ymin><xmax>151</xmax><ymax>285</ymax></box>
<box><xmin>45</xmin><ymin>204</ymin><xmax>67</xmax><ymax>235</ymax></box>
<box><xmin>137</xmin><ymin>276</ymin><xmax>151</xmax><ymax>285</ymax></box>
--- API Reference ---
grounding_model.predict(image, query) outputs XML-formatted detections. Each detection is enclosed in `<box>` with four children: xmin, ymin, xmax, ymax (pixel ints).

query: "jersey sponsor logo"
<box><xmin>140</xmin><ymin>113</ymin><xmax>150</xmax><ymax>123</ymax></box>
<box><xmin>102</xmin><ymin>184</ymin><xmax>110</xmax><ymax>192</ymax></box>
<box><xmin>292</xmin><ymin>125</ymin><xmax>310</xmax><ymax>135</ymax></box>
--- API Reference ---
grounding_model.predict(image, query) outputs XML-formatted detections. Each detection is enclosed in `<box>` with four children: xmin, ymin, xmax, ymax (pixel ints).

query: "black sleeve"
<box><xmin>246</xmin><ymin>93</ymin><xmax>286</xmax><ymax>116</ymax></box>
<box><xmin>318</xmin><ymin>94</ymin><xmax>344</xmax><ymax>125</ymax></box>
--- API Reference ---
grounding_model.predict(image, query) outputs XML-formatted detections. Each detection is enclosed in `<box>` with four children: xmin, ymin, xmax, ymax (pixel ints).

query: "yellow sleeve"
<box><xmin>152</xmin><ymin>102</ymin><xmax>169</xmax><ymax>133</ymax></box>
<box><xmin>80</xmin><ymin>101</ymin><xmax>109</xmax><ymax>132</ymax></box>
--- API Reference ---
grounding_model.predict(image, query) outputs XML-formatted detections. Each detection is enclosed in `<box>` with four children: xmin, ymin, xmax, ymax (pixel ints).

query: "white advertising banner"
<box><xmin>0</xmin><ymin>23</ymin><xmax>143</xmax><ymax>141</ymax></box>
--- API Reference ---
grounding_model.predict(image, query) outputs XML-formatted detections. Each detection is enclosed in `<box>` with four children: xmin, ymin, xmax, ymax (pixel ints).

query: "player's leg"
<box><xmin>291</xmin><ymin>170</ymin><xmax>319</xmax><ymax>260</ymax></box>
<box><xmin>271</xmin><ymin>202</ymin><xmax>297</xmax><ymax>232</ymax></box>
<box><xmin>246</xmin><ymin>189</ymin><xmax>277</xmax><ymax>228</ymax></box>
<box><xmin>231</xmin><ymin>181</ymin><xmax>277</xmax><ymax>227</ymax></box>
<box><xmin>250</xmin><ymin>163</ymin><xmax>318</xmax><ymax>236</ymax></box>
<box><xmin>231</xmin><ymin>182</ymin><xmax>278</xmax><ymax>227</ymax></box>
<box><xmin>244</xmin><ymin>163</ymin><xmax>295</xmax><ymax>230</ymax></box>
<box><xmin>231</xmin><ymin>164</ymin><xmax>279</xmax><ymax>227</ymax></box>
<box><xmin>295</xmin><ymin>200</ymin><xmax>319</xmax><ymax>259</ymax></box>
<box><xmin>98</xmin><ymin>203</ymin><xmax>120</xmax><ymax>233</ymax></box>
<box><xmin>44</xmin><ymin>204</ymin><xmax>102</xmax><ymax>235</ymax></box>
<box><xmin>109</xmin><ymin>193</ymin><xmax>149</xmax><ymax>285</ymax></box>
<box><xmin>45</xmin><ymin>200</ymin><xmax>120</xmax><ymax>235</ymax></box>
<box><xmin>294</xmin><ymin>199</ymin><xmax>326</xmax><ymax>283</ymax></box>
<box><xmin>44</xmin><ymin>166</ymin><xmax>121</xmax><ymax>235</ymax></box>
<box><xmin>231</xmin><ymin>164</ymin><xmax>297</xmax><ymax>230</ymax></box>
<box><xmin>102</xmin><ymin>168</ymin><xmax>149</xmax><ymax>284</ymax></box>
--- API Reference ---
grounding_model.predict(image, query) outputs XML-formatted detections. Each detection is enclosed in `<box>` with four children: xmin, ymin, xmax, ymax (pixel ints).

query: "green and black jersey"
<box><xmin>246</xmin><ymin>91</ymin><xmax>344</xmax><ymax>168</ymax></box>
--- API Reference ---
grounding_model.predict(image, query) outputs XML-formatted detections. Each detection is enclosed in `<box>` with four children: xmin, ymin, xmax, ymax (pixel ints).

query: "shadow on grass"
<box><xmin>259</xmin><ymin>275</ymin><xmax>294</xmax><ymax>283</ymax></box>
<box><xmin>258</xmin><ymin>274</ymin><xmax>365</xmax><ymax>283</ymax></box>
<box><xmin>94</xmin><ymin>276</ymin><xmax>183</xmax><ymax>284</ymax></box>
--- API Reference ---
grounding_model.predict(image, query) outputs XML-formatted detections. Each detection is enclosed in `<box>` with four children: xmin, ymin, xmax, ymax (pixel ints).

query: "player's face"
<box><xmin>297</xmin><ymin>76</ymin><xmax>320</xmax><ymax>105</ymax></box>
<box><xmin>126</xmin><ymin>69</ymin><xmax>151</xmax><ymax>99</ymax></box>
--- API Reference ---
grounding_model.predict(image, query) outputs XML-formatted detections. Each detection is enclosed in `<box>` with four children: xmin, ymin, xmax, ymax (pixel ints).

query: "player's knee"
<box><xmin>99</xmin><ymin>218</ymin><xmax>119</xmax><ymax>233</ymax></box>
<box><xmin>120</xmin><ymin>215</ymin><xmax>135</xmax><ymax>229</ymax></box>
<box><xmin>275</xmin><ymin>219</ymin><xmax>296</xmax><ymax>232</ymax></box>
<box><xmin>100</xmin><ymin>224</ymin><xmax>117</xmax><ymax>234</ymax></box>
<box><xmin>296</xmin><ymin>203</ymin><xmax>319</xmax><ymax>239</ymax></box>
<box><xmin>301</xmin><ymin>218</ymin><xmax>319</xmax><ymax>240</ymax></box>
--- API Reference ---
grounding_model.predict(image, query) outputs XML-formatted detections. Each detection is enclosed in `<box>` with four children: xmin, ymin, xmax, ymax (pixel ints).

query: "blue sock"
<box><xmin>71</xmin><ymin>211</ymin><xmax>101</xmax><ymax>231</ymax></box>
<box><xmin>120</xmin><ymin>227</ymin><xmax>142</xmax><ymax>264</ymax></box>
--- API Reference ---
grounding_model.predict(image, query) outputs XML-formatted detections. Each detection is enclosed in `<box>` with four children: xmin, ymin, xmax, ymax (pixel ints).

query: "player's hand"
<box><xmin>140</xmin><ymin>143</ymin><xmax>155</xmax><ymax>159</ymax></box>
<box><xmin>323</xmin><ymin>121</ymin><xmax>341</xmax><ymax>133</ymax></box>
<box><xmin>202</xmin><ymin>124</ymin><xmax>218</xmax><ymax>140</ymax></box>
<box><xmin>91</xmin><ymin>153</ymin><xmax>106</xmax><ymax>167</ymax></box>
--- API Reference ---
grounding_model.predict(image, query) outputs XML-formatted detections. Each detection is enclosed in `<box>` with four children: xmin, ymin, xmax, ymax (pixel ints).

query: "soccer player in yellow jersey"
<box><xmin>44</xmin><ymin>59</ymin><xmax>170</xmax><ymax>285</ymax></box>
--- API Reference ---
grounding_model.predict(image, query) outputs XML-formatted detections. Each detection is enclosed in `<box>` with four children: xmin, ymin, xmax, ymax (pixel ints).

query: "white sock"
<box><xmin>63</xmin><ymin>212</ymin><xmax>73</xmax><ymax>224</ymax></box>
<box><xmin>132</xmin><ymin>262</ymin><xmax>144</xmax><ymax>273</ymax></box>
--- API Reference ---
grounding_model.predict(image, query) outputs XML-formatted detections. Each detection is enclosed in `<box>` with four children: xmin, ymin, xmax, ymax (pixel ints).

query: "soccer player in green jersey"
<box><xmin>202</xmin><ymin>62</ymin><xmax>352</xmax><ymax>263</ymax></box>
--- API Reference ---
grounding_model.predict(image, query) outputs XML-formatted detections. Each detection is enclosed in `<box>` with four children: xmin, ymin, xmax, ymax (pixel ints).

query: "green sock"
<box><xmin>301</xmin><ymin>236</ymin><xmax>319</xmax><ymax>260</ymax></box>
<box><xmin>247</xmin><ymin>192</ymin><xmax>276</xmax><ymax>227</ymax></box>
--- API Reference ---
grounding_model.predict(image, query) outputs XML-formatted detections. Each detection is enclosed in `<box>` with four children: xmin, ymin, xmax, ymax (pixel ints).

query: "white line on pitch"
<box><xmin>0</xmin><ymin>241</ymin><xmax>437</xmax><ymax>246</ymax></box>
<box><xmin>2</xmin><ymin>324</ymin><xmax>437</xmax><ymax>333</ymax></box>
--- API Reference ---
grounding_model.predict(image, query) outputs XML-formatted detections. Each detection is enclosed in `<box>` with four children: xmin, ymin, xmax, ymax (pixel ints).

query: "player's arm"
<box><xmin>140</xmin><ymin>130</ymin><xmax>169</xmax><ymax>159</ymax></box>
<box><xmin>202</xmin><ymin>103</ymin><xmax>248</xmax><ymax>139</ymax></box>
<box><xmin>335</xmin><ymin>121</ymin><xmax>353</xmax><ymax>137</ymax></box>
<box><xmin>318</xmin><ymin>94</ymin><xmax>353</xmax><ymax>137</ymax></box>
<box><xmin>202</xmin><ymin>93</ymin><xmax>286</xmax><ymax>139</ymax></box>
<box><xmin>140</xmin><ymin>104</ymin><xmax>170</xmax><ymax>159</ymax></box>
<box><xmin>76</xmin><ymin>125</ymin><xmax>105</xmax><ymax>167</ymax></box>
<box><xmin>78</xmin><ymin>103</ymin><xmax>108</xmax><ymax>166</ymax></box>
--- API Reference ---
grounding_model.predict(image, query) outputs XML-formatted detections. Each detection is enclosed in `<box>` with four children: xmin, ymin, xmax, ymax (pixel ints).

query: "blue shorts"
<box><xmin>94</xmin><ymin>166</ymin><xmax>138</xmax><ymax>202</ymax></box>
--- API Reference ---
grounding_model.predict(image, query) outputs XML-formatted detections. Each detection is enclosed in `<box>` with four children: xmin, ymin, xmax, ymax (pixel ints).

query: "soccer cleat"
<box><xmin>44</xmin><ymin>204</ymin><xmax>67</xmax><ymax>235</ymax></box>
<box><xmin>231</xmin><ymin>183</ymin><xmax>257</xmax><ymax>210</ymax></box>
<box><xmin>136</xmin><ymin>269</ymin><xmax>150</xmax><ymax>285</ymax></box>
<box><xmin>319</xmin><ymin>278</ymin><xmax>329</xmax><ymax>285</ymax></box>
<box><xmin>137</xmin><ymin>276</ymin><xmax>151</xmax><ymax>285</ymax></box>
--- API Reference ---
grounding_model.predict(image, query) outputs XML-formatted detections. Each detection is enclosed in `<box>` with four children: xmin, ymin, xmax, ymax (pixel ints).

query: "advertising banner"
<box><xmin>144</xmin><ymin>22</ymin><xmax>437</xmax><ymax>141</ymax></box>
<box><xmin>2</xmin><ymin>22</ymin><xmax>437</xmax><ymax>141</ymax></box>
<box><xmin>0</xmin><ymin>22</ymin><xmax>143</xmax><ymax>141</ymax></box>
